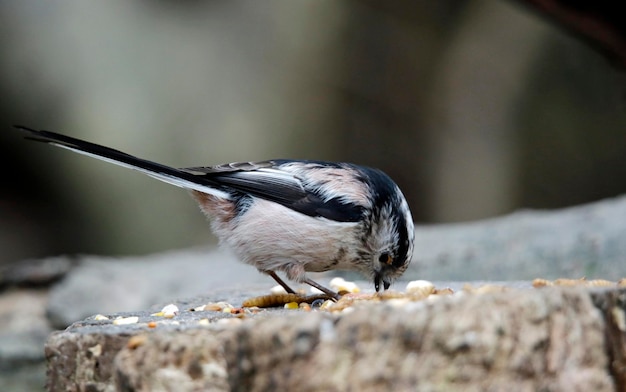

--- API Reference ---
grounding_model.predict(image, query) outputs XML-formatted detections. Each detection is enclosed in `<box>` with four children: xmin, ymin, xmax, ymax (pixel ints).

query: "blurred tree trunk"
<box><xmin>515</xmin><ymin>0</ymin><xmax>626</xmax><ymax>68</ymax></box>
<box><xmin>424</xmin><ymin>0</ymin><xmax>549</xmax><ymax>222</ymax></box>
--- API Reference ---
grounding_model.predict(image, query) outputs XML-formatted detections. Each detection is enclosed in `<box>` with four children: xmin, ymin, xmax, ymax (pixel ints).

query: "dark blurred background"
<box><xmin>1</xmin><ymin>0</ymin><xmax>625</xmax><ymax>265</ymax></box>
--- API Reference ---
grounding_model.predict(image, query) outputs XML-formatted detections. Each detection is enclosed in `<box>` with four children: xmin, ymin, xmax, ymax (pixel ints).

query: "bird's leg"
<box><xmin>266</xmin><ymin>271</ymin><xmax>297</xmax><ymax>294</ymax></box>
<box><xmin>266</xmin><ymin>271</ymin><xmax>340</xmax><ymax>301</ymax></box>
<box><xmin>302</xmin><ymin>277</ymin><xmax>340</xmax><ymax>301</ymax></box>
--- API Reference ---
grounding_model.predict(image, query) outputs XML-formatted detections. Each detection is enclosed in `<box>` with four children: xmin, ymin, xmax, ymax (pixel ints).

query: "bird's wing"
<box><xmin>183</xmin><ymin>162</ymin><xmax>365</xmax><ymax>222</ymax></box>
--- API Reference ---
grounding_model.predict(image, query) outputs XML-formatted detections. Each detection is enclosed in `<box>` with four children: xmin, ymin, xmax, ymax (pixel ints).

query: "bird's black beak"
<box><xmin>374</xmin><ymin>272</ymin><xmax>391</xmax><ymax>292</ymax></box>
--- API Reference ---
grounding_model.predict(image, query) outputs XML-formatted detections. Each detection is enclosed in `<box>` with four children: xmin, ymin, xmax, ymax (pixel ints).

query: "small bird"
<box><xmin>15</xmin><ymin>126</ymin><xmax>414</xmax><ymax>298</ymax></box>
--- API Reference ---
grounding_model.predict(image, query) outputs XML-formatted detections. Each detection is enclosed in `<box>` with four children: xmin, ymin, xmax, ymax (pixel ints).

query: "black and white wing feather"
<box><xmin>183</xmin><ymin>162</ymin><xmax>366</xmax><ymax>222</ymax></box>
<box><xmin>15</xmin><ymin>126</ymin><xmax>365</xmax><ymax>222</ymax></box>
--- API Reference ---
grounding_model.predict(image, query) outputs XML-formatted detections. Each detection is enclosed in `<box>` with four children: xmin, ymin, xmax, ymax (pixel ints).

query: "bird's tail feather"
<box><xmin>14</xmin><ymin>125</ymin><xmax>230</xmax><ymax>199</ymax></box>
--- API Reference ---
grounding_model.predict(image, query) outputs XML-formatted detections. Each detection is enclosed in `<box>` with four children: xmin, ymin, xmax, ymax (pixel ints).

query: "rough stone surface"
<box><xmin>41</xmin><ymin>195</ymin><xmax>626</xmax><ymax>331</ymax></box>
<box><xmin>115</xmin><ymin>331</ymin><xmax>229</xmax><ymax>392</ymax></box>
<box><xmin>409</xmin><ymin>194</ymin><xmax>626</xmax><ymax>281</ymax></box>
<box><xmin>46</xmin><ymin>287</ymin><xmax>623</xmax><ymax>391</ymax></box>
<box><xmin>0</xmin><ymin>288</ymin><xmax>50</xmax><ymax>391</ymax></box>
<box><xmin>3</xmin><ymin>196</ymin><xmax>626</xmax><ymax>391</ymax></box>
<box><xmin>0</xmin><ymin>256</ymin><xmax>75</xmax><ymax>289</ymax></box>
<box><xmin>28</xmin><ymin>195</ymin><xmax>626</xmax><ymax>332</ymax></box>
<box><xmin>45</xmin><ymin>247</ymin><xmax>268</xmax><ymax>329</ymax></box>
<box><xmin>46</xmin><ymin>331</ymin><xmax>129</xmax><ymax>392</ymax></box>
<box><xmin>0</xmin><ymin>289</ymin><xmax>51</xmax><ymax>367</ymax></box>
<box><xmin>590</xmin><ymin>289</ymin><xmax>626</xmax><ymax>388</ymax></box>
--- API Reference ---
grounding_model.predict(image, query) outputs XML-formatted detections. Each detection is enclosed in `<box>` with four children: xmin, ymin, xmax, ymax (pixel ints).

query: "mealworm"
<box><xmin>242</xmin><ymin>293</ymin><xmax>332</xmax><ymax>308</ymax></box>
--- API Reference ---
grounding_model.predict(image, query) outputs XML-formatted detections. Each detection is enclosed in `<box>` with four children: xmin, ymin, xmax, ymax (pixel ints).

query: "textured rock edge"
<box><xmin>45</xmin><ymin>287</ymin><xmax>626</xmax><ymax>391</ymax></box>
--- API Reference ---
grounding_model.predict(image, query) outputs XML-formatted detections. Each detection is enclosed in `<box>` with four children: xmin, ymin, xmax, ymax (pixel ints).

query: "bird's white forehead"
<box><xmin>370</xmin><ymin>202</ymin><xmax>400</xmax><ymax>247</ymax></box>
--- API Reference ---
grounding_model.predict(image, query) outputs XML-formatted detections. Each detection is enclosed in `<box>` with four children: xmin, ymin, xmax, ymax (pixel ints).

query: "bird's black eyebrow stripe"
<box><xmin>354</xmin><ymin>166</ymin><xmax>395</xmax><ymax>208</ymax></box>
<box><xmin>355</xmin><ymin>165</ymin><xmax>410</xmax><ymax>266</ymax></box>
<box><xmin>393</xmin><ymin>207</ymin><xmax>410</xmax><ymax>267</ymax></box>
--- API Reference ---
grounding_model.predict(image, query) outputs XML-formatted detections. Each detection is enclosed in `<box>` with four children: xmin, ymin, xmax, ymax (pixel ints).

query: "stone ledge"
<box><xmin>45</xmin><ymin>286</ymin><xmax>626</xmax><ymax>391</ymax></box>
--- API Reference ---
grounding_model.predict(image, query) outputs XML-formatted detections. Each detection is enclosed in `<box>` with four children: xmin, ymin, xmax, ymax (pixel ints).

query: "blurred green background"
<box><xmin>1</xmin><ymin>0</ymin><xmax>625</xmax><ymax>264</ymax></box>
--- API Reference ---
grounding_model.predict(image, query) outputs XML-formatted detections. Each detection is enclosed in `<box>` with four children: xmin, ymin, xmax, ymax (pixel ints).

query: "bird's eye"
<box><xmin>378</xmin><ymin>252</ymin><xmax>393</xmax><ymax>265</ymax></box>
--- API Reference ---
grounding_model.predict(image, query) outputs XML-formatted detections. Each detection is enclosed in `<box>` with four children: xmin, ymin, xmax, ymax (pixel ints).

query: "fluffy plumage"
<box><xmin>15</xmin><ymin>125</ymin><xmax>414</xmax><ymax>298</ymax></box>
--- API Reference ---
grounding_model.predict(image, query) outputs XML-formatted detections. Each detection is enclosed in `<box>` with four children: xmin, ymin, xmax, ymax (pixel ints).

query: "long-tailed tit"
<box><xmin>15</xmin><ymin>126</ymin><xmax>414</xmax><ymax>298</ymax></box>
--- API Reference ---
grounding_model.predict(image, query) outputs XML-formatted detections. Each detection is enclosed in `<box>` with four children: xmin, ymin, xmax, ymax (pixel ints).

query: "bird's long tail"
<box><xmin>14</xmin><ymin>125</ymin><xmax>230</xmax><ymax>199</ymax></box>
